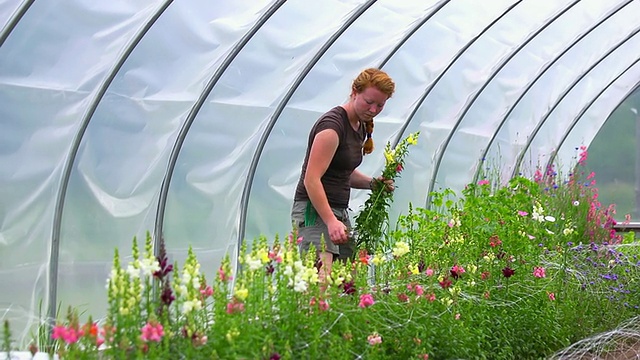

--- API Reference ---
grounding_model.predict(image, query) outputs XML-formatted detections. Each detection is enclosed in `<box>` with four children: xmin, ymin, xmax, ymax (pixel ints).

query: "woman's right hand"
<box><xmin>327</xmin><ymin>218</ymin><xmax>348</xmax><ymax>245</ymax></box>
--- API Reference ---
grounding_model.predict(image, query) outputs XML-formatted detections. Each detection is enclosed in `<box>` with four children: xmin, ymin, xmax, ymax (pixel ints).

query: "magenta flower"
<box><xmin>478</xmin><ymin>179</ymin><xmax>490</xmax><ymax>186</ymax></box>
<box><xmin>359</xmin><ymin>293</ymin><xmax>375</xmax><ymax>308</ymax></box>
<box><xmin>51</xmin><ymin>325</ymin><xmax>67</xmax><ymax>341</ymax></box>
<box><xmin>518</xmin><ymin>210</ymin><xmax>528</xmax><ymax>216</ymax></box>
<box><xmin>51</xmin><ymin>324</ymin><xmax>79</xmax><ymax>344</ymax></box>
<box><xmin>450</xmin><ymin>264</ymin><xmax>465</xmax><ymax>279</ymax></box>
<box><xmin>548</xmin><ymin>292</ymin><xmax>556</xmax><ymax>301</ymax></box>
<box><xmin>140</xmin><ymin>322</ymin><xmax>164</xmax><ymax>342</ymax></box>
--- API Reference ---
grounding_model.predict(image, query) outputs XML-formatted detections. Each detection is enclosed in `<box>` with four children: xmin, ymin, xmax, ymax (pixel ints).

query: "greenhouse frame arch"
<box><xmin>1</xmin><ymin>0</ymin><xmax>640</xmax><ymax>343</ymax></box>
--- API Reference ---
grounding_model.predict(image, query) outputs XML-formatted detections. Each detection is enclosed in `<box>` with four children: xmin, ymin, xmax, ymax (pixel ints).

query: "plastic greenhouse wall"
<box><xmin>1</xmin><ymin>0</ymin><xmax>639</xmax><ymax>345</ymax></box>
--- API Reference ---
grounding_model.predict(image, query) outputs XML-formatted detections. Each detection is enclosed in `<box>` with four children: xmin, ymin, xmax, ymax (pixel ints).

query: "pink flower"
<box><xmin>288</xmin><ymin>233</ymin><xmax>304</xmax><ymax>245</ymax></box>
<box><xmin>518</xmin><ymin>211</ymin><xmax>528</xmax><ymax>216</ymax></box>
<box><xmin>534</xmin><ymin>169</ymin><xmax>543</xmax><ymax>182</ymax></box>
<box><xmin>425</xmin><ymin>268</ymin><xmax>434</xmax><ymax>276</ymax></box>
<box><xmin>427</xmin><ymin>293</ymin><xmax>436</xmax><ymax>302</ymax></box>
<box><xmin>63</xmin><ymin>328</ymin><xmax>79</xmax><ymax>344</ymax></box>
<box><xmin>414</xmin><ymin>284</ymin><xmax>424</xmax><ymax>296</ymax></box>
<box><xmin>367</xmin><ymin>333</ymin><xmax>382</xmax><ymax>345</ymax></box>
<box><xmin>226</xmin><ymin>301</ymin><xmax>245</xmax><ymax>314</ymax></box>
<box><xmin>359</xmin><ymin>293</ymin><xmax>375</xmax><ymax>308</ymax></box>
<box><xmin>455</xmin><ymin>313</ymin><xmax>461</xmax><ymax>320</ymax></box>
<box><xmin>396</xmin><ymin>163</ymin><xmax>404</xmax><ymax>173</ymax></box>
<box><xmin>397</xmin><ymin>293</ymin><xmax>409</xmax><ymax>303</ymax></box>
<box><xmin>533</xmin><ymin>267</ymin><xmax>546</xmax><ymax>278</ymax></box>
<box><xmin>51</xmin><ymin>324</ymin><xmax>80</xmax><ymax>344</ymax></box>
<box><xmin>318</xmin><ymin>299</ymin><xmax>329</xmax><ymax>311</ymax></box>
<box><xmin>200</xmin><ymin>285</ymin><xmax>214</xmax><ymax>298</ymax></box>
<box><xmin>268</xmin><ymin>250</ymin><xmax>283</xmax><ymax>263</ymax></box>
<box><xmin>548</xmin><ymin>292</ymin><xmax>556</xmax><ymax>301</ymax></box>
<box><xmin>140</xmin><ymin>322</ymin><xmax>164</xmax><ymax>342</ymax></box>
<box><xmin>478</xmin><ymin>179</ymin><xmax>490</xmax><ymax>186</ymax></box>
<box><xmin>309</xmin><ymin>297</ymin><xmax>329</xmax><ymax>311</ymax></box>
<box><xmin>450</xmin><ymin>264</ymin><xmax>466</xmax><ymax>279</ymax></box>
<box><xmin>51</xmin><ymin>325</ymin><xmax>67</xmax><ymax>341</ymax></box>
<box><xmin>217</xmin><ymin>267</ymin><xmax>232</xmax><ymax>282</ymax></box>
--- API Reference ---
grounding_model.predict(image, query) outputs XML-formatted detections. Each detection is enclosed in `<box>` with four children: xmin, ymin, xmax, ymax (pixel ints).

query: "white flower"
<box><xmin>544</xmin><ymin>215</ymin><xmax>556</xmax><ymax>222</ymax></box>
<box><xmin>283</xmin><ymin>265</ymin><xmax>293</xmax><ymax>277</ymax></box>
<box><xmin>532</xmin><ymin>212</ymin><xmax>544</xmax><ymax>222</ymax></box>
<box><xmin>126</xmin><ymin>264</ymin><xmax>140</xmax><ymax>278</ymax></box>
<box><xmin>392</xmin><ymin>241</ymin><xmax>410</xmax><ymax>257</ymax></box>
<box><xmin>182</xmin><ymin>273</ymin><xmax>191</xmax><ymax>285</ymax></box>
<box><xmin>140</xmin><ymin>258</ymin><xmax>160</xmax><ymax>277</ymax></box>
<box><xmin>182</xmin><ymin>299</ymin><xmax>202</xmax><ymax>314</ymax></box>
<box><xmin>573</xmin><ymin>201</ymin><xmax>580</xmax><ymax>206</ymax></box>
<box><xmin>246</xmin><ymin>256</ymin><xmax>262</xmax><ymax>271</ymax></box>
<box><xmin>294</xmin><ymin>279</ymin><xmax>308</xmax><ymax>293</ymax></box>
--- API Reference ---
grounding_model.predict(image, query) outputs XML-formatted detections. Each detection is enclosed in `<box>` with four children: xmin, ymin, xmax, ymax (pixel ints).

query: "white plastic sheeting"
<box><xmin>1</xmin><ymin>0</ymin><xmax>638</xmax><ymax>344</ymax></box>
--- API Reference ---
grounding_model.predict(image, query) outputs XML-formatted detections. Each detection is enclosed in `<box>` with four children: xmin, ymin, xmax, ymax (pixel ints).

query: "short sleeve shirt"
<box><xmin>294</xmin><ymin>106</ymin><xmax>365</xmax><ymax>208</ymax></box>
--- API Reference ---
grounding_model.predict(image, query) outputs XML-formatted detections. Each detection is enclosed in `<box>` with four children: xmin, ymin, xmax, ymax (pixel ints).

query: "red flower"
<box><xmin>358</xmin><ymin>249</ymin><xmax>370</xmax><ymax>265</ymax></box>
<box><xmin>439</xmin><ymin>277</ymin><xmax>452</xmax><ymax>289</ymax></box>
<box><xmin>396</xmin><ymin>163</ymin><xmax>404</xmax><ymax>173</ymax></box>
<box><xmin>502</xmin><ymin>267</ymin><xmax>515</xmax><ymax>278</ymax></box>
<box><xmin>340</xmin><ymin>280</ymin><xmax>356</xmax><ymax>295</ymax></box>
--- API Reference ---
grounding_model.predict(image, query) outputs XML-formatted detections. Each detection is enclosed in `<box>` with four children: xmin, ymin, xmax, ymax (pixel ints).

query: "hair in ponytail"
<box><xmin>352</xmin><ymin>68</ymin><xmax>394</xmax><ymax>156</ymax></box>
<box><xmin>363</xmin><ymin>120</ymin><xmax>374</xmax><ymax>155</ymax></box>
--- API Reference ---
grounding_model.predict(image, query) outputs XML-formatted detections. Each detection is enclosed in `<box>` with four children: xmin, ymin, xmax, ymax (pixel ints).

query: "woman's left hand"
<box><xmin>372</xmin><ymin>177</ymin><xmax>395</xmax><ymax>192</ymax></box>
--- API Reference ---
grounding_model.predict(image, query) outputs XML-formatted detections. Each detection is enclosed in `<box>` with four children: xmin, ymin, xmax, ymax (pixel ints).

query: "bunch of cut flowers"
<box><xmin>354</xmin><ymin>132</ymin><xmax>419</xmax><ymax>254</ymax></box>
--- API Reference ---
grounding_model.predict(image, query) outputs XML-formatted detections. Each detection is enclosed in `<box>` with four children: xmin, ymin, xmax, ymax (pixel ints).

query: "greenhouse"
<box><xmin>2</xmin><ymin>0</ymin><xmax>640</xmax><ymax>359</ymax></box>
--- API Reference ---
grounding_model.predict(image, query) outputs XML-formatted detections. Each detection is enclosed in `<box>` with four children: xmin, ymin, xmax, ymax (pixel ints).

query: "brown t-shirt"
<box><xmin>294</xmin><ymin>106</ymin><xmax>365</xmax><ymax>208</ymax></box>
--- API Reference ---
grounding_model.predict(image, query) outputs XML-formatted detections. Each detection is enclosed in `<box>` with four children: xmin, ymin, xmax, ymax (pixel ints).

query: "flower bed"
<box><xmin>3</xmin><ymin>144</ymin><xmax>639</xmax><ymax>359</ymax></box>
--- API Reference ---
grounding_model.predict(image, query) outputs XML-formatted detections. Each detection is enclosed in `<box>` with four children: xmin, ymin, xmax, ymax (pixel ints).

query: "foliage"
<box><xmin>5</xmin><ymin>147</ymin><xmax>640</xmax><ymax>359</ymax></box>
<box><xmin>3</xmin><ymin>320</ymin><xmax>12</xmax><ymax>356</ymax></box>
<box><xmin>354</xmin><ymin>132</ymin><xmax>419</xmax><ymax>254</ymax></box>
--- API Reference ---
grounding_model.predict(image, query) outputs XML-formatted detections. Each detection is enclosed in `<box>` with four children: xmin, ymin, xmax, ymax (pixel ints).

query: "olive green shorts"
<box><xmin>291</xmin><ymin>200</ymin><xmax>355</xmax><ymax>261</ymax></box>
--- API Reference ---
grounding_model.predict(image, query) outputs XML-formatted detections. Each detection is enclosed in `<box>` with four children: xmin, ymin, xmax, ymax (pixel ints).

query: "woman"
<box><xmin>292</xmin><ymin>68</ymin><xmax>395</xmax><ymax>284</ymax></box>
